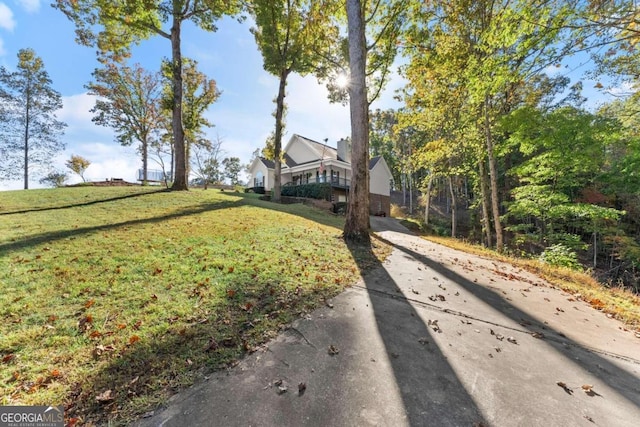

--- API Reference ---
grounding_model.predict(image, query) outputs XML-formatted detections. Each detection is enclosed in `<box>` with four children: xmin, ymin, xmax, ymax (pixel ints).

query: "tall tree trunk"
<box><xmin>593</xmin><ymin>231</ymin><xmax>597</xmax><ymax>268</ymax></box>
<box><xmin>142</xmin><ymin>138</ymin><xmax>148</xmax><ymax>185</ymax></box>
<box><xmin>449</xmin><ymin>175</ymin><xmax>457</xmax><ymax>237</ymax></box>
<box><xmin>170</xmin><ymin>16</ymin><xmax>187</xmax><ymax>191</ymax></box>
<box><xmin>344</xmin><ymin>0</ymin><xmax>370</xmax><ymax>243</ymax></box>
<box><xmin>424</xmin><ymin>174</ymin><xmax>433</xmax><ymax>225</ymax></box>
<box><xmin>23</xmin><ymin>100</ymin><xmax>30</xmax><ymax>190</ymax></box>
<box><xmin>408</xmin><ymin>171</ymin><xmax>413</xmax><ymax>214</ymax></box>
<box><xmin>479</xmin><ymin>157</ymin><xmax>492</xmax><ymax>247</ymax></box>
<box><xmin>484</xmin><ymin>96</ymin><xmax>503</xmax><ymax>251</ymax></box>
<box><xmin>273</xmin><ymin>69</ymin><xmax>289</xmax><ymax>203</ymax></box>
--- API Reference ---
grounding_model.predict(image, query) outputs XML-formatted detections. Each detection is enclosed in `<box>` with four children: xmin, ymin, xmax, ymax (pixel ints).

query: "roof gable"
<box><xmin>284</xmin><ymin>134</ymin><xmax>338</xmax><ymax>164</ymax></box>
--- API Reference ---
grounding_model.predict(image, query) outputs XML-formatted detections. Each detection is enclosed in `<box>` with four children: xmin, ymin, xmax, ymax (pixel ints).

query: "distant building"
<box><xmin>247</xmin><ymin>134</ymin><xmax>392</xmax><ymax>216</ymax></box>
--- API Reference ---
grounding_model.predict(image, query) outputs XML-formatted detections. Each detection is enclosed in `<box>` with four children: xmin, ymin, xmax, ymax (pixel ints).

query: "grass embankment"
<box><xmin>400</xmin><ymin>219</ymin><xmax>640</xmax><ymax>330</ymax></box>
<box><xmin>0</xmin><ymin>187</ymin><xmax>386</xmax><ymax>425</ymax></box>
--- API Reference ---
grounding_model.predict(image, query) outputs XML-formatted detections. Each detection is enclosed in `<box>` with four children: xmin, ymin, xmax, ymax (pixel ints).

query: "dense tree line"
<box><xmin>371</xmin><ymin>0</ymin><xmax>640</xmax><ymax>289</ymax></box>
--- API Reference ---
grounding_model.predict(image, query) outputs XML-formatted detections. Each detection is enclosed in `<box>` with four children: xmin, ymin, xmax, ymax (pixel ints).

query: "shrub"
<box><xmin>539</xmin><ymin>244</ymin><xmax>582</xmax><ymax>270</ymax></box>
<box><xmin>332</xmin><ymin>202</ymin><xmax>347</xmax><ymax>215</ymax></box>
<box><xmin>390</xmin><ymin>204</ymin><xmax>405</xmax><ymax>218</ymax></box>
<box><xmin>281</xmin><ymin>183</ymin><xmax>331</xmax><ymax>200</ymax></box>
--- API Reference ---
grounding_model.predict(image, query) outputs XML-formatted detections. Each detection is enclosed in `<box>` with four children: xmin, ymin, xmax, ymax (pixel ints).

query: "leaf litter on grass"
<box><xmin>0</xmin><ymin>188</ymin><xmax>389</xmax><ymax>425</ymax></box>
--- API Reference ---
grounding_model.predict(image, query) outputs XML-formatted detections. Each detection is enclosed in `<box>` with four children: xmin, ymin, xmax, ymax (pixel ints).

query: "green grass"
<box><xmin>0</xmin><ymin>187</ymin><xmax>387</xmax><ymax>425</ymax></box>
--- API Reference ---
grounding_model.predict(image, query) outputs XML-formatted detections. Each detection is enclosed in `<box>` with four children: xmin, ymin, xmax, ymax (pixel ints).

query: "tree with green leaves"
<box><xmin>400</xmin><ymin>0</ymin><xmax>575</xmax><ymax>250</ymax></box>
<box><xmin>55</xmin><ymin>0</ymin><xmax>241</xmax><ymax>190</ymax></box>
<box><xmin>369</xmin><ymin>108</ymin><xmax>400</xmax><ymax>184</ymax></box>
<box><xmin>39</xmin><ymin>171</ymin><xmax>68</xmax><ymax>188</ymax></box>
<box><xmin>191</xmin><ymin>135</ymin><xmax>224</xmax><ymax>189</ymax></box>
<box><xmin>87</xmin><ymin>63</ymin><xmax>164</xmax><ymax>184</ymax></box>
<box><xmin>0</xmin><ymin>48</ymin><xmax>66</xmax><ymax>189</ymax></box>
<box><xmin>222</xmin><ymin>157</ymin><xmax>242</xmax><ymax>185</ymax></box>
<box><xmin>161</xmin><ymin>58</ymin><xmax>220</xmax><ymax>178</ymax></box>
<box><xmin>250</xmin><ymin>0</ymin><xmax>339</xmax><ymax>202</ymax></box>
<box><xmin>66</xmin><ymin>154</ymin><xmax>91</xmax><ymax>182</ymax></box>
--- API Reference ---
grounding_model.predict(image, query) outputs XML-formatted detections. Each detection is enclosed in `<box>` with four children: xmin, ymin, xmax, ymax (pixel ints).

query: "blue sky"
<box><xmin>0</xmin><ymin>1</ymin><xmax>617</xmax><ymax>191</ymax></box>
<box><xmin>0</xmin><ymin>1</ymin><xmax>402</xmax><ymax>190</ymax></box>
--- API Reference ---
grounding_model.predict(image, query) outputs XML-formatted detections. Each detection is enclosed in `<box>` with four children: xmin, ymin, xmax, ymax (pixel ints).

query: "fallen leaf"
<box><xmin>85</xmin><ymin>299</ymin><xmax>95</xmax><ymax>309</ymax></box>
<box><xmin>298</xmin><ymin>382</ymin><xmax>307</xmax><ymax>395</ymax></box>
<box><xmin>204</xmin><ymin>338</ymin><xmax>219</xmax><ymax>352</ymax></box>
<box><xmin>556</xmin><ymin>381</ymin><xmax>573</xmax><ymax>394</ymax></box>
<box><xmin>581</xmin><ymin>384</ymin><xmax>593</xmax><ymax>392</ymax></box>
<box><xmin>2</xmin><ymin>354</ymin><xmax>15</xmax><ymax>364</ymax></box>
<box><xmin>583</xmin><ymin>415</ymin><xmax>595</xmax><ymax>423</ymax></box>
<box><xmin>278</xmin><ymin>385</ymin><xmax>288</xmax><ymax>394</ymax></box>
<box><xmin>328</xmin><ymin>345</ymin><xmax>339</xmax><ymax>355</ymax></box>
<box><xmin>411</xmin><ymin>288</ymin><xmax>420</xmax><ymax>295</ymax></box>
<box><xmin>227</xmin><ymin>289</ymin><xmax>236</xmax><ymax>298</ymax></box>
<box><xmin>418</xmin><ymin>338</ymin><xmax>429</xmax><ymax>345</ymax></box>
<box><xmin>95</xmin><ymin>389</ymin><xmax>114</xmax><ymax>403</ymax></box>
<box><xmin>507</xmin><ymin>336</ymin><xmax>518</xmax><ymax>344</ymax></box>
<box><xmin>531</xmin><ymin>332</ymin><xmax>545</xmax><ymax>339</ymax></box>
<box><xmin>129</xmin><ymin>335</ymin><xmax>140</xmax><ymax>345</ymax></box>
<box><xmin>556</xmin><ymin>307</ymin><xmax>565</xmax><ymax>313</ymax></box>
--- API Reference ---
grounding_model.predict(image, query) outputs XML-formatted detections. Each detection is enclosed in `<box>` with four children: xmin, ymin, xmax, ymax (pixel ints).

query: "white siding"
<box><xmin>286</xmin><ymin>136</ymin><xmax>320</xmax><ymax>164</ymax></box>
<box><xmin>369</xmin><ymin>160</ymin><xmax>391</xmax><ymax>196</ymax></box>
<box><xmin>248</xmin><ymin>160</ymin><xmax>270</xmax><ymax>189</ymax></box>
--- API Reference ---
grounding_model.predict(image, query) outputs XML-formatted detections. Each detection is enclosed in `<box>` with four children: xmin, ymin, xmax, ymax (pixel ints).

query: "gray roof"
<box><xmin>259</xmin><ymin>153</ymin><xmax>297</xmax><ymax>169</ymax></box>
<box><xmin>369</xmin><ymin>156</ymin><xmax>382</xmax><ymax>169</ymax></box>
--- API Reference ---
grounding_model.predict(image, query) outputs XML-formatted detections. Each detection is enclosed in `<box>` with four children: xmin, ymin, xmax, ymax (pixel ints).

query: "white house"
<box><xmin>247</xmin><ymin>134</ymin><xmax>392</xmax><ymax>216</ymax></box>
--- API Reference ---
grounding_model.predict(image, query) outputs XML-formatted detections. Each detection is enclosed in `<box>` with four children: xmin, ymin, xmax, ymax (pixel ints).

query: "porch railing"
<box><xmin>293</xmin><ymin>176</ymin><xmax>350</xmax><ymax>188</ymax></box>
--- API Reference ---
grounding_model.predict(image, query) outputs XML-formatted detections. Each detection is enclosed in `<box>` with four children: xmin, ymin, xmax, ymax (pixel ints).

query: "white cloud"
<box><xmin>16</xmin><ymin>0</ymin><xmax>40</xmax><ymax>13</ymax></box>
<box><xmin>0</xmin><ymin>3</ymin><xmax>16</xmax><ymax>31</ymax></box>
<box><xmin>69</xmin><ymin>142</ymin><xmax>140</xmax><ymax>183</ymax></box>
<box><xmin>543</xmin><ymin>64</ymin><xmax>564</xmax><ymax>77</ymax></box>
<box><xmin>59</xmin><ymin>92</ymin><xmax>98</xmax><ymax>124</ymax></box>
<box><xmin>0</xmin><ymin>37</ymin><xmax>5</xmax><ymax>56</ymax></box>
<box><xmin>608</xmin><ymin>81</ymin><xmax>635</xmax><ymax>96</ymax></box>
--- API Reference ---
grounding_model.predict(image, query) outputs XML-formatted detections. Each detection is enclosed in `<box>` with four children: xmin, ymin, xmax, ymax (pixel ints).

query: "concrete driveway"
<box><xmin>137</xmin><ymin>217</ymin><xmax>640</xmax><ymax>427</ymax></box>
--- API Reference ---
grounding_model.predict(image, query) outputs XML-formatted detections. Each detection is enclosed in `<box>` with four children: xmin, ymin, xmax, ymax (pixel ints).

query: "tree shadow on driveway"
<box><xmin>369</xmin><ymin>229</ymin><xmax>640</xmax><ymax>425</ymax></box>
<box><xmin>345</xmin><ymin>240</ymin><xmax>486</xmax><ymax>426</ymax></box>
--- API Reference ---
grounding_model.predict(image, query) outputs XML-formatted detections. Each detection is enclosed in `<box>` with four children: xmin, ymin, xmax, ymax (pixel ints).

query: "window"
<box><xmin>254</xmin><ymin>171</ymin><xmax>264</xmax><ymax>187</ymax></box>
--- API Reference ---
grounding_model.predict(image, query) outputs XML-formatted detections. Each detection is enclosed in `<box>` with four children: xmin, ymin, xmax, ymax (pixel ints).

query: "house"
<box><xmin>247</xmin><ymin>134</ymin><xmax>392</xmax><ymax>216</ymax></box>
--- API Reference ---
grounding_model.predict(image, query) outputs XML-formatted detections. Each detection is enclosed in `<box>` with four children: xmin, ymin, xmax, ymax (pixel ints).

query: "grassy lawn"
<box><xmin>0</xmin><ymin>187</ymin><xmax>387</xmax><ymax>425</ymax></box>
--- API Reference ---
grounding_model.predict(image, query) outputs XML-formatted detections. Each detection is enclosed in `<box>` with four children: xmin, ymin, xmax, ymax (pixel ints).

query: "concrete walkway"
<box><xmin>137</xmin><ymin>218</ymin><xmax>640</xmax><ymax>426</ymax></box>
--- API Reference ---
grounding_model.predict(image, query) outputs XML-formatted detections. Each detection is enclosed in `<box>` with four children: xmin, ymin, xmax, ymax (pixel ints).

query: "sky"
<box><xmin>0</xmin><ymin>1</ymin><xmax>402</xmax><ymax>190</ymax></box>
<box><xmin>0</xmin><ymin>1</ymin><xmax>616</xmax><ymax>191</ymax></box>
